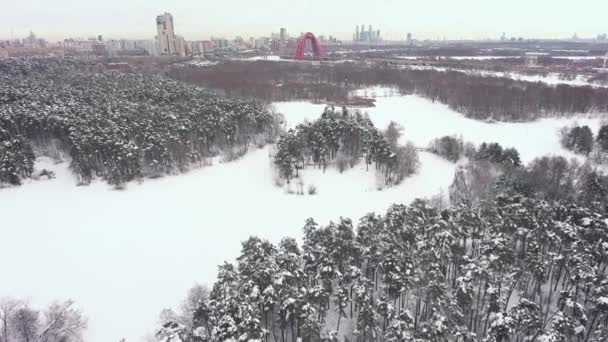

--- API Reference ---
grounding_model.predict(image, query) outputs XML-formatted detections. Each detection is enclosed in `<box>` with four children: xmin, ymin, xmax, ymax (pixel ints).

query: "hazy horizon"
<box><xmin>2</xmin><ymin>0</ymin><xmax>608</xmax><ymax>42</ymax></box>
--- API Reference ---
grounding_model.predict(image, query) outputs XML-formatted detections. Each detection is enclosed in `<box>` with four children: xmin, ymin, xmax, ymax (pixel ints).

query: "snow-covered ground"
<box><xmin>457</xmin><ymin>69</ymin><xmax>607</xmax><ymax>88</ymax></box>
<box><xmin>1</xmin><ymin>88</ymin><xmax>603</xmax><ymax>342</ymax></box>
<box><xmin>399</xmin><ymin>64</ymin><xmax>608</xmax><ymax>88</ymax></box>
<box><xmin>449</xmin><ymin>56</ymin><xmax>521</xmax><ymax>60</ymax></box>
<box><xmin>0</xmin><ymin>147</ymin><xmax>454</xmax><ymax>342</ymax></box>
<box><xmin>275</xmin><ymin>87</ymin><xmax>602</xmax><ymax>163</ymax></box>
<box><xmin>183</xmin><ymin>60</ymin><xmax>218</xmax><ymax>67</ymax></box>
<box><xmin>245</xmin><ymin>55</ymin><xmax>283</xmax><ymax>61</ymax></box>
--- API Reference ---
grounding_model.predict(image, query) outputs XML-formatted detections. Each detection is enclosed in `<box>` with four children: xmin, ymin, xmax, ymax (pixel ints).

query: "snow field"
<box><xmin>275</xmin><ymin>87</ymin><xmax>602</xmax><ymax>164</ymax></box>
<box><xmin>0</xmin><ymin>148</ymin><xmax>454</xmax><ymax>342</ymax></box>
<box><xmin>398</xmin><ymin>65</ymin><xmax>608</xmax><ymax>88</ymax></box>
<box><xmin>1</xmin><ymin>88</ymin><xmax>604</xmax><ymax>342</ymax></box>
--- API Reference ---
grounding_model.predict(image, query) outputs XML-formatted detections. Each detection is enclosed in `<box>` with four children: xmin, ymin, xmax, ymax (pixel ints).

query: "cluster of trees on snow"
<box><xmin>155</xmin><ymin>285</ymin><xmax>210</xmax><ymax>342</ymax></box>
<box><xmin>560</xmin><ymin>125</ymin><xmax>595</xmax><ymax>156</ymax></box>
<box><xmin>559</xmin><ymin>123</ymin><xmax>608</xmax><ymax>161</ymax></box>
<box><xmin>444</xmin><ymin>142</ymin><xmax>522</xmax><ymax>207</ymax></box>
<box><xmin>474</xmin><ymin>143</ymin><xmax>522</xmax><ymax>168</ymax></box>
<box><xmin>0</xmin><ymin>298</ymin><xmax>86</xmax><ymax>342</ymax></box>
<box><xmin>272</xmin><ymin>106</ymin><xmax>419</xmax><ymax>186</ymax></box>
<box><xmin>450</xmin><ymin>149</ymin><xmax>608</xmax><ymax>216</ymax></box>
<box><xmin>428</xmin><ymin>136</ymin><xmax>473</xmax><ymax>163</ymax></box>
<box><xmin>0</xmin><ymin>128</ymin><xmax>34</xmax><ymax>185</ymax></box>
<box><xmin>169</xmin><ymin>61</ymin><xmax>608</xmax><ymax>121</ymax></box>
<box><xmin>0</xmin><ymin>58</ymin><xmax>281</xmax><ymax>186</ymax></box>
<box><xmin>161</xmin><ymin>176</ymin><xmax>608</xmax><ymax>342</ymax></box>
<box><xmin>168</xmin><ymin>62</ymin><xmax>350</xmax><ymax>103</ymax></box>
<box><xmin>428</xmin><ymin>137</ymin><xmax>521</xmax><ymax>169</ymax></box>
<box><xmin>557</xmin><ymin>124</ymin><xmax>608</xmax><ymax>166</ymax></box>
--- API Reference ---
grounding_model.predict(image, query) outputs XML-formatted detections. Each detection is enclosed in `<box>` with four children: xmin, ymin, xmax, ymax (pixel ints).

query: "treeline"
<box><xmin>450</xmin><ymin>149</ymin><xmax>608</xmax><ymax>215</ymax></box>
<box><xmin>428</xmin><ymin>135</ymin><xmax>469</xmax><ymax>162</ymax></box>
<box><xmin>0</xmin><ymin>58</ymin><xmax>281</xmax><ymax>186</ymax></box>
<box><xmin>0</xmin><ymin>298</ymin><xmax>86</xmax><ymax>342</ymax></box>
<box><xmin>162</xmin><ymin>179</ymin><xmax>608</xmax><ymax>342</ymax></box>
<box><xmin>558</xmin><ymin>124</ymin><xmax>608</xmax><ymax>159</ymax></box>
<box><xmin>335</xmin><ymin>66</ymin><xmax>608</xmax><ymax>121</ymax></box>
<box><xmin>0</xmin><ymin>128</ymin><xmax>34</xmax><ymax>185</ymax></box>
<box><xmin>428</xmin><ymin>136</ymin><xmax>521</xmax><ymax>169</ymax></box>
<box><xmin>170</xmin><ymin>61</ymin><xmax>608</xmax><ymax>121</ymax></box>
<box><xmin>169</xmin><ymin>62</ymin><xmax>350</xmax><ymax>103</ymax></box>
<box><xmin>272</xmin><ymin>106</ymin><xmax>419</xmax><ymax>186</ymax></box>
<box><xmin>475</xmin><ymin>143</ymin><xmax>521</xmax><ymax>167</ymax></box>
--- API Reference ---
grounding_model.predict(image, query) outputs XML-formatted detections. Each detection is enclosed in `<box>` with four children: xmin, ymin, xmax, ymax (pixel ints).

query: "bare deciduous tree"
<box><xmin>179</xmin><ymin>284</ymin><xmax>209</xmax><ymax>332</ymax></box>
<box><xmin>1</xmin><ymin>297</ymin><xmax>22</xmax><ymax>342</ymax></box>
<box><xmin>384</xmin><ymin>121</ymin><xmax>404</xmax><ymax>149</ymax></box>
<box><xmin>11</xmin><ymin>307</ymin><xmax>39</xmax><ymax>342</ymax></box>
<box><xmin>39</xmin><ymin>300</ymin><xmax>87</xmax><ymax>342</ymax></box>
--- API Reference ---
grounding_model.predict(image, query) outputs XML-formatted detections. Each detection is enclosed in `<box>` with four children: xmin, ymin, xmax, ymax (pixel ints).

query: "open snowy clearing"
<box><xmin>0</xmin><ymin>149</ymin><xmax>454</xmax><ymax>342</ymax></box>
<box><xmin>245</xmin><ymin>55</ymin><xmax>283</xmax><ymax>61</ymax></box>
<box><xmin>1</xmin><ymin>89</ymin><xmax>603</xmax><ymax>342</ymax></box>
<box><xmin>456</xmin><ymin>70</ymin><xmax>608</xmax><ymax>88</ymax></box>
<box><xmin>274</xmin><ymin>87</ymin><xmax>602</xmax><ymax>163</ymax></box>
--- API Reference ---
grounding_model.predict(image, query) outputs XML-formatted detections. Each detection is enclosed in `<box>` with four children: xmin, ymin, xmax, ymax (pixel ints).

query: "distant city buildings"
<box><xmin>62</xmin><ymin>36</ymin><xmax>159</xmax><ymax>58</ymax></box>
<box><xmin>0</xmin><ymin>31</ymin><xmax>48</xmax><ymax>50</ymax></box>
<box><xmin>353</xmin><ymin>24</ymin><xmax>381</xmax><ymax>43</ymax></box>
<box><xmin>63</xmin><ymin>37</ymin><xmax>104</xmax><ymax>55</ymax></box>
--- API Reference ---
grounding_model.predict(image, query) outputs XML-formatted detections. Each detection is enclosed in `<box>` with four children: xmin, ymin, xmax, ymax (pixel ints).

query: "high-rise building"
<box><xmin>280</xmin><ymin>28</ymin><xmax>287</xmax><ymax>42</ymax></box>
<box><xmin>175</xmin><ymin>35</ymin><xmax>187</xmax><ymax>56</ymax></box>
<box><xmin>156</xmin><ymin>12</ymin><xmax>177</xmax><ymax>55</ymax></box>
<box><xmin>360</xmin><ymin>24</ymin><xmax>367</xmax><ymax>42</ymax></box>
<box><xmin>356</xmin><ymin>25</ymin><xmax>360</xmax><ymax>41</ymax></box>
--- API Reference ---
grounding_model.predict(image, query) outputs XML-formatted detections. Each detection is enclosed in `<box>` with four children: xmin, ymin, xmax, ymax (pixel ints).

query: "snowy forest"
<box><xmin>160</xmin><ymin>155</ymin><xmax>608</xmax><ymax>342</ymax></box>
<box><xmin>5</xmin><ymin>56</ymin><xmax>608</xmax><ymax>342</ymax></box>
<box><xmin>272</xmin><ymin>106</ymin><xmax>418</xmax><ymax>186</ymax></box>
<box><xmin>169</xmin><ymin>62</ymin><xmax>608</xmax><ymax>121</ymax></box>
<box><xmin>0</xmin><ymin>58</ymin><xmax>280</xmax><ymax>186</ymax></box>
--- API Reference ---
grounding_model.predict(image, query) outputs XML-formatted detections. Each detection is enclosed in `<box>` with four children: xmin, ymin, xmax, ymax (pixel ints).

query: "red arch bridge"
<box><xmin>293</xmin><ymin>32</ymin><xmax>323</xmax><ymax>60</ymax></box>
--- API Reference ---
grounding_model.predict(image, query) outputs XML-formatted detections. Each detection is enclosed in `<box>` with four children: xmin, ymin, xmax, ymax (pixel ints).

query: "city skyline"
<box><xmin>2</xmin><ymin>0</ymin><xmax>608</xmax><ymax>42</ymax></box>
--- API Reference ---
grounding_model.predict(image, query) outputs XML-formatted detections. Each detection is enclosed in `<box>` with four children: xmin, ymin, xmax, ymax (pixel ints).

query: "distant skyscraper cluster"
<box><xmin>353</xmin><ymin>24</ymin><xmax>381</xmax><ymax>43</ymax></box>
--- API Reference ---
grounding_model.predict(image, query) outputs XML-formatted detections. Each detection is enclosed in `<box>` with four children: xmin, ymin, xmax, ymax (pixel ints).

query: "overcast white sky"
<box><xmin>2</xmin><ymin>0</ymin><xmax>607</xmax><ymax>41</ymax></box>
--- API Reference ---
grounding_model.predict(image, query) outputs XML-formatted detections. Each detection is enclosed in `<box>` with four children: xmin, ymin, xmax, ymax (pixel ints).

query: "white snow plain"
<box><xmin>399</xmin><ymin>65</ymin><xmax>608</xmax><ymax>88</ymax></box>
<box><xmin>395</xmin><ymin>55</ymin><xmax>603</xmax><ymax>61</ymax></box>
<box><xmin>244</xmin><ymin>55</ymin><xmax>284</xmax><ymax>61</ymax></box>
<box><xmin>275</xmin><ymin>87</ymin><xmax>601</xmax><ymax>163</ymax></box>
<box><xmin>0</xmin><ymin>88</ymin><xmax>603</xmax><ymax>342</ymax></box>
